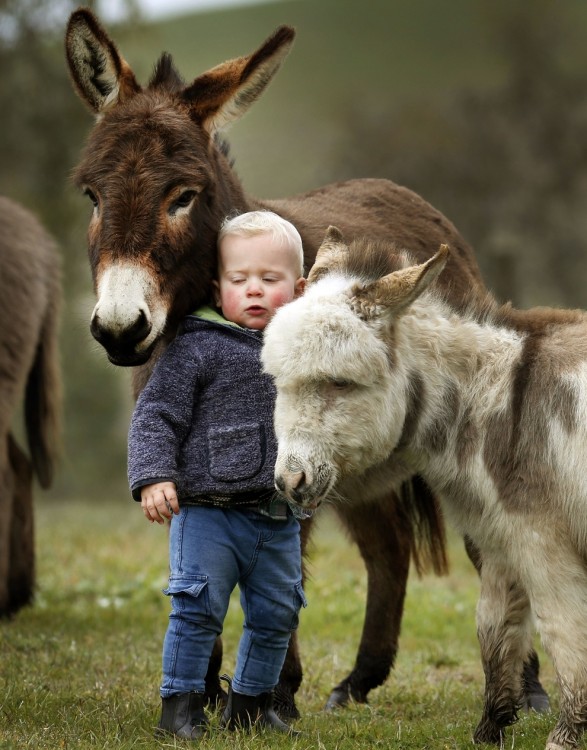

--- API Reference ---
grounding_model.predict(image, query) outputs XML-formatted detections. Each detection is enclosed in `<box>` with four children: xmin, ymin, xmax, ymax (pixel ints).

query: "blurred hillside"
<box><xmin>1</xmin><ymin>0</ymin><xmax>587</xmax><ymax>500</ymax></box>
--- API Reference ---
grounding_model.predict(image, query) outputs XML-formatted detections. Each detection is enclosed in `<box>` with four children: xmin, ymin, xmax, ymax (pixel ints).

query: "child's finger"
<box><xmin>143</xmin><ymin>494</ymin><xmax>165</xmax><ymax>524</ymax></box>
<box><xmin>164</xmin><ymin>488</ymin><xmax>180</xmax><ymax>514</ymax></box>
<box><xmin>153</xmin><ymin>490</ymin><xmax>174</xmax><ymax>520</ymax></box>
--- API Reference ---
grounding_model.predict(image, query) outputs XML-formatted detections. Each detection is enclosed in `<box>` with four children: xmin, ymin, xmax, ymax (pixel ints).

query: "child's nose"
<box><xmin>246</xmin><ymin>279</ymin><xmax>263</xmax><ymax>295</ymax></box>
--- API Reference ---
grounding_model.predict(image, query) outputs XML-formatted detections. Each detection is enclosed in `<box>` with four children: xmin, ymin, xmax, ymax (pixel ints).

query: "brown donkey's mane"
<box><xmin>345</xmin><ymin>238</ymin><xmax>407</xmax><ymax>281</ymax></box>
<box><xmin>150</xmin><ymin>53</ymin><xmax>186</xmax><ymax>92</ymax></box>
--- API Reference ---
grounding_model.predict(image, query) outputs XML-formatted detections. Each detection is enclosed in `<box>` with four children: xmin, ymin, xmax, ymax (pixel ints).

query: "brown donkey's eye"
<box><xmin>83</xmin><ymin>187</ymin><xmax>99</xmax><ymax>208</ymax></box>
<box><xmin>169</xmin><ymin>190</ymin><xmax>197</xmax><ymax>215</ymax></box>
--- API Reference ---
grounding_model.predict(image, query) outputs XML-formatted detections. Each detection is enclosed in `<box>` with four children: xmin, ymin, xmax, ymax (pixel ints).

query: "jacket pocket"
<box><xmin>207</xmin><ymin>423</ymin><xmax>265</xmax><ymax>482</ymax></box>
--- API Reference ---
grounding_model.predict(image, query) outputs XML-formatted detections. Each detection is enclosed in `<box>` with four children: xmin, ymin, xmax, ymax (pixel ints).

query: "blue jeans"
<box><xmin>161</xmin><ymin>505</ymin><xmax>305</xmax><ymax>697</ymax></box>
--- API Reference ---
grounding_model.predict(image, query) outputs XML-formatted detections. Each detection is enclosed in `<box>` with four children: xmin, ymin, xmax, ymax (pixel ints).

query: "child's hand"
<box><xmin>140</xmin><ymin>481</ymin><xmax>179</xmax><ymax>524</ymax></box>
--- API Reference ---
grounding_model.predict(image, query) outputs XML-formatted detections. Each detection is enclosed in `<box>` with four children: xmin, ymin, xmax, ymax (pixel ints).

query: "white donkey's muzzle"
<box><xmin>274</xmin><ymin>452</ymin><xmax>337</xmax><ymax>509</ymax></box>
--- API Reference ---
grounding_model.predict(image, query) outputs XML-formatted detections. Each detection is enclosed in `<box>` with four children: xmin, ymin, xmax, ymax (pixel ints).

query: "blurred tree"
<box><xmin>328</xmin><ymin>0</ymin><xmax>587</xmax><ymax>309</ymax></box>
<box><xmin>0</xmin><ymin>0</ymin><xmax>143</xmax><ymax>500</ymax></box>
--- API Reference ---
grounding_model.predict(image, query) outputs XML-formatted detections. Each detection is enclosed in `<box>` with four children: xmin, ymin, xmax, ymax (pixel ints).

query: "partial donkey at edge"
<box><xmin>0</xmin><ymin>196</ymin><xmax>61</xmax><ymax>618</ymax></box>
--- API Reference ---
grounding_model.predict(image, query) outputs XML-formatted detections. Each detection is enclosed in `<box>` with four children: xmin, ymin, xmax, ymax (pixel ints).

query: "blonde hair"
<box><xmin>218</xmin><ymin>211</ymin><xmax>304</xmax><ymax>277</ymax></box>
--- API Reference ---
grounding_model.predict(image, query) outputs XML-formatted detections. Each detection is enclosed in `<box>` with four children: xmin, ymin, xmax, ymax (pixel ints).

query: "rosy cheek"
<box><xmin>266</xmin><ymin>289</ymin><xmax>290</xmax><ymax>309</ymax></box>
<box><xmin>220</xmin><ymin>288</ymin><xmax>242</xmax><ymax>314</ymax></box>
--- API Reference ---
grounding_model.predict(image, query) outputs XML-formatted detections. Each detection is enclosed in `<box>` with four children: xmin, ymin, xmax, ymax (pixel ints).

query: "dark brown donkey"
<box><xmin>65</xmin><ymin>10</ymin><xmax>546</xmax><ymax>717</ymax></box>
<box><xmin>0</xmin><ymin>196</ymin><xmax>61</xmax><ymax>618</ymax></box>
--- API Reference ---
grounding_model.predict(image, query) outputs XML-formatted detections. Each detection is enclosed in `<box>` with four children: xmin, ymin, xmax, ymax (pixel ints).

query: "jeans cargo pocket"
<box><xmin>163</xmin><ymin>575</ymin><xmax>210</xmax><ymax>621</ymax></box>
<box><xmin>290</xmin><ymin>580</ymin><xmax>308</xmax><ymax>630</ymax></box>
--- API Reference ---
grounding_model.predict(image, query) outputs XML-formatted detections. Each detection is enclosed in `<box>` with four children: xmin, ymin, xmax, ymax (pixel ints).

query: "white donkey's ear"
<box><xmin>66</xmin><ymin>9</ymin><xmax>141</xmax><ymax>116</ymax></box>
<box><xmin>307</xmin><ymin>226</ymin><xmax>348</xmax><ymax>284</ymax></box>
<box><xmin>351</xmin><ymin>244</ymin><xmax>449</xmax><ymax>319</ymax></box>
<box><xmin>182</xmin><ymin>25</ymin><xmax>295</xmax><ymax>135</ymax></box>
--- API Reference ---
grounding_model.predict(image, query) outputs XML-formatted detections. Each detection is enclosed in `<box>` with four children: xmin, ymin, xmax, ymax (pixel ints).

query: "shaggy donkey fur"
<box><xmin>264</xmin><ymin>230</ymin><xmax>587</xmax><ymax>750</ymax></box>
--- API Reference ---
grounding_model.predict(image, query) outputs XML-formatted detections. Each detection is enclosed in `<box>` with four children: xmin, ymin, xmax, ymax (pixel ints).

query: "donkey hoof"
<box><xmin>325</xmin><ymin>685</ymin><xmax>369</xmax><ymax>711</ymax></box>
<box><xmin>325</xmin><ymin>688</ymin><xmax>351</xmax><ymax>711</ymax></box>
<box><xmin>204</xmin><ymin>683</ymin><xmax>228</xmax><ymax>709</ymax></box>
<box><xmin>522</xmin><ymin>690</ymin><xmax>550</xmax><ymax>713</ymax></box>
<box><xmin>473</xmin><ymin>721</ymin><xmax>505</xmax><ymax>746</ymax></box>
<box><xmin>273</xmin><ymin>686</ymin><xmax>300</xmax><ymax>720</ymax></box>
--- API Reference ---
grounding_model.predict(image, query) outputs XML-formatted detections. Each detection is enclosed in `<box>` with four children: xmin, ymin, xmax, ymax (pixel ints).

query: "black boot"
<box><xmin>156</xmin><ymin>692</ymin><xmax>208</xmax><ymax>740</ymax></box>
<box><xmin>221</xmin><ymin>683</ymin><xmax>299</xmax><ymax>734</ymax></box>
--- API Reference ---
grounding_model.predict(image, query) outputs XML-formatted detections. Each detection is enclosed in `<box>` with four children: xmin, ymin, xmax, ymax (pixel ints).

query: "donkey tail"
<box><xmin>401</xmin><ymin>474</ymin><xmax>448</xmax><ymax>576</ymax></box>
<box><xmin>24</xmin><ymin>282</ymin><xmax>62</xmax><ymax>489</ymax></box>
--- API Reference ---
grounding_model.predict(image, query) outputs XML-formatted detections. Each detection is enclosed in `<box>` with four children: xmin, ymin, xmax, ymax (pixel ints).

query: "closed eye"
<box><xmin>330</xmin><ymin>379</ymin><xmax>353</xmax><ymax>389</ymax></box>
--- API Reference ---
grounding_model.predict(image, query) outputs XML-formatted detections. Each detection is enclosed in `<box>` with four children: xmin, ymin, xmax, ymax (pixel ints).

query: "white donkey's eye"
<box><xmin>330</xmin><ymin>379</ymin><xmax>352</xmax><ymax>389</ymax></box>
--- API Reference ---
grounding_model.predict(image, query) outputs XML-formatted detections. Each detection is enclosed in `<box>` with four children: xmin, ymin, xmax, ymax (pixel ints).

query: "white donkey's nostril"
<box><xmin>275</xmin><ymin>467</ymin><xmax>311</xmax><ymax>505</ymax></box>
<box><xmin>289</xmin><ymin>470</ymin><xmax>306</xmax><ymax>491</ymax></box>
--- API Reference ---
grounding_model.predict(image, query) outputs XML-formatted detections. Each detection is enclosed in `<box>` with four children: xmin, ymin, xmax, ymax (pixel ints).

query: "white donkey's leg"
<box><xmin>473</xmin><ymin>556</ymin><xmax>533</xmax><ymax>746</ymax></box>
<box><xmin>521</xmin><ymin>542</ymin><xmax>587</xmax><ymax>750</ymax></box>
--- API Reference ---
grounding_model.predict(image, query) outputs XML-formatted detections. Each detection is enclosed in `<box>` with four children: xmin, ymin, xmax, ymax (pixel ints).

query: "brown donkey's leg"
<box><xmin>204</xmin><ymin>636</ymin><xmax>228</xmax><ymax>708</ymax></box>
<box><xmin>0</xmin><ymin>439</ymin><xmax>12</xmax><ymax>616</ymax></box>
<box><xmin>324</xmin><ymin>495</ymin><xmax>413</xmax><ymax>708</ymax></box>
<box><xmin>7</xmin><ymin>434</ymin><xmax>34</xmax><ymax>616</ymax></box>
<box><xmin>276</xmin><ymin>483</ymin><xmax>442</xmax><ymax>717</ymax></box>
<box><xmin>0</xmin><ymin>435</ymin><xmax>16</xmax><ymax>617</ymax></box>
<box><xmin>274</xmin><ymin>516</ymin><xmax>313</xmax><ymax>719</ymax></box>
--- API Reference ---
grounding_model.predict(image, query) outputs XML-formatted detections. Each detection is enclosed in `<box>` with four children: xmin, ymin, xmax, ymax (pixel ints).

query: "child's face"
<box><xmin>214</xmin><ymin>233</ymin><xmax>305</xmax><ymax>329</ymax></box>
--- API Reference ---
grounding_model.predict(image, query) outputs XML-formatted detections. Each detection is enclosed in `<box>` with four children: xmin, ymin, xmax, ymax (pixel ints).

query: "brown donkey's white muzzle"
<box><xmin>91</xmin><ymin>263</ymin><xmax>168</xmax><ymax>365</ymax></box>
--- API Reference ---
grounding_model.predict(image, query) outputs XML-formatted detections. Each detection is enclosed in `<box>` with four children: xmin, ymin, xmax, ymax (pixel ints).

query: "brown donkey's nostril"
<box><xmin>90</xmin><ymin>308</ymin><xmax>151</xmax><ymax>347</ymax></box>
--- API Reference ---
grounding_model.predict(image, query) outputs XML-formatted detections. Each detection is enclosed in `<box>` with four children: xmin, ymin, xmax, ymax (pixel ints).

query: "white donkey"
<box><xmin>262</xmin><ymin>227</ymin><xmax>587</xmax><ymax>750</ymax></box>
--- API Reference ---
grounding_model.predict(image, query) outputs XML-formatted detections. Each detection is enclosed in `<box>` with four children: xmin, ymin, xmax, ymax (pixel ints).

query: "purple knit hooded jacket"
<box><xmin>127</xmin><ymin>313</ymin><xmax>278</xmax><ymax>503</ymax></box>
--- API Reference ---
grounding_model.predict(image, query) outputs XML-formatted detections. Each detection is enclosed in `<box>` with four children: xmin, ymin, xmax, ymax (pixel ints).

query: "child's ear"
<box><xmin>294</xmin><ymin>277</ymin><xmax>306</xmax><ymax>298</ymax></box>
<box><xmin>212</xmin><ymin>280</ymin><xmax>222</xmax><ymax>308</ymax></box>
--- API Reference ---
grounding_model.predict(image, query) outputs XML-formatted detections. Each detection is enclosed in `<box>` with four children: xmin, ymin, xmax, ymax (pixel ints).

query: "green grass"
<box><xmin>0</xmin><ymin>500</ymin><xmax>575</xmax><ymax>748</ymax></box>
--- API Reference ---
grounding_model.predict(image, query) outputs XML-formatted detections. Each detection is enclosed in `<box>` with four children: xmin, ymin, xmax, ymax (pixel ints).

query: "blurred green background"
<box><xmin>2</xmin><ymin>0</ymin><xmax>587</xmax><ymax>502</ymax></box>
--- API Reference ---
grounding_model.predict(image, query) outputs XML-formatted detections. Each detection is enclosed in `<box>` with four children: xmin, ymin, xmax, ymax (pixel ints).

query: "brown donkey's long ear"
<box><xmin>307</xmin><ymin>226</ymin><xmax>348</xmax><ymax>284</ymax></box>
<box><xmin>65</xmin><ymin>9</ymin><xmax>141</xmax><ymax>116</ymax></box>
<box><xmin>181</xmin><ymin>26</ymin><xmax>295</xmax><ymax>135</ymax></box>
<box><xmin>351</xmin><ymin>244</ymin><xmax>450</xmax><ymax>320</ymax></box>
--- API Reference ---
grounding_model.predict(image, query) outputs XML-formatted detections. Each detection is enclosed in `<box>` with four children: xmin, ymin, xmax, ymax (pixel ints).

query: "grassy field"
<box><xmin>0</xmin><ymin>498</ymin><xmax>571</xmax><ymax>749</ymax></box>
